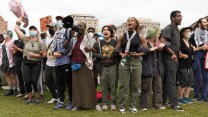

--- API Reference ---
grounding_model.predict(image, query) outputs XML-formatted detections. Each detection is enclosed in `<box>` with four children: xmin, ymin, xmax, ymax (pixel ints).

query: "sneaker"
<box><xmin>193</xmin><ymin>97</ymin><xmax>203</xmax><ymax>102</ymax></box>
<box><xmin>171</xmin><ymin>106</ymin><xmax>184</xmax><ymax>112</ymax></box>
<box><xmin>47</xmin><ymin>98</ymin><xmax>59</xmax><ymax>104</ymax></box>
<box><xmin>158</xmin><ymin>106</ymin><xmax>166</xmax><ymax>110</ymax></box>
<box><xmin>53</xmin><ymin>102</ymin><xmax>65</xmax><ymax>110</ymax></box>
<box><xmin>102</xmin><ymin>105</ymin><xmax>108</xmax><ymax>111</ymax></box>
<box><xmin>129</xmin><ymin>107</ymin><xmax>138</xmax><ymax>113</ymax></box>
<box><xmin>16</xmin><ymin>94</ymin><xmax>24</xmax><ymax>98</ymax></box>
<box><xmin>111</xmin><ymin>104</ymin><xmax>116</xmax><ymax>111</ymax></box>
<box><xmin>72</xmin><ymin>106</ymin><xmax>79</xmax><ymax>111</ymax></box>
<box><xmin>95</xmin><ymin>104</ymin><xmax>102</xmax><ymax>111</ymax></box>
<box><xmin>119</xmin><ymin>107</ymin><xmax>126</xmax><ymax>114</ymax></box>
<box><xmin>65</xmin><ymin>101</ymin><xmax>73</xmax><ymax>110</ymax></box>
<box><xmin>178</xmin><ymin>98</ymin><xmax>189</xmax><ymax>105</ymax></box>
<box><xmin>183</xmin><ymin>98</ymin><xmax>194</xmax><ymax>104</ymax></box>
<box><xmin>25</xmin><ymin>98</ymin><xmax>33</xmax><ymax>104</ymax></box>
<box><xmin>141</xmin><ymin>108</ymin><xmax>148</xmax><ymax>111</ymax></box>
<box><xmin>202</xmin><ymin>97</ymin><xmax>208</xmax><ymax>102</ymax></box>
<box><xmin>35</xmin><ymin>98</ymin><xmax>42</xmax><ymax>104</ymax></box>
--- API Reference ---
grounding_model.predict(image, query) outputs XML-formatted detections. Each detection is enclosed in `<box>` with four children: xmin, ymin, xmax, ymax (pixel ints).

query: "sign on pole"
<box><xmin>0</xmin><ymin>16</ymin><xmax>7</xmax><ymax>34</ymax></box>
<box><xmin>40</xmin><ymin>16</ymin><xmax>52</xmax><ymax>32</ymax></box>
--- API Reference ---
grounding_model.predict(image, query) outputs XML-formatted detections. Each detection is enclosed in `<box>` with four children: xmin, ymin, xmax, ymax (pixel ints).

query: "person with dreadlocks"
<box><xmin>116</xmin><ymin>17</ymin><xmax>147</xmax><ymax>113</ymax></box>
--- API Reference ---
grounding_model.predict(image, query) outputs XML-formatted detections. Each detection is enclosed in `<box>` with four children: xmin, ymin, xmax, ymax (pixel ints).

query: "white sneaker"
<box><xmin>141</xmin><ymin>108</ymin><xmax>148</xmax><ymax>111</ymax></box>
<box><xmin>47</xmin><ymin>98</ymin><xmax>59</xmax><ymax>104</ymax></box>
<box><xmin>102</xmin><ymin>105</ymin><xmax>108</xmax><ymax>111</ymax></box>
<box><xmin>119</xmin><ymin>108</ymin><xmax>126</xmax><ymax>113</ymax></box>
<box><xmin>158</xmin><ymin>106</ymin><xmax>166</xmax><ymax>110</ymax></box>
<box><xmin>111</xmin><ymin>104</ymin><xmax>116</xmax><ymax>111</ymax></box>
<box><xmin>129</xmin><ymin>107</ymin><xmax>138</xmax><ymax>113</ymax></box>
<box><xmin>95</xmin><ymin>104</ymin><xmax>102</xmax><ymax>111</ymax></box>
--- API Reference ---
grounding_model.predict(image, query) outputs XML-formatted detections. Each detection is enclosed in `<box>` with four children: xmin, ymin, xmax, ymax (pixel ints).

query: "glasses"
<box><xmin>31</xmin><ymin>42</ymin><xmax>34</xmax><ymax>47</ymax></box>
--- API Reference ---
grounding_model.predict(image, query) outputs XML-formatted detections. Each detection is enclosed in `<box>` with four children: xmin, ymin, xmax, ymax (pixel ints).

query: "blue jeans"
<box><xmin>192</xmin><ymin>51</ymin><xmax>208</xmax><ymax>99</ymax></box>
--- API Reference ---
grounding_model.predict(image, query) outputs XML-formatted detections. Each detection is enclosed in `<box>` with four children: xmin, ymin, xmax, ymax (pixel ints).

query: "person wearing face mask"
<box><xmin>87</xmin><ymin>27</ymin><xmax>95</xmax><ymax>38</ymax></box>
<box><xmin>44</xmin><ymin>23</ymin><xmax>59</xmax><ymax>104</ymax></box>
<box><xmin>14</xmin><ymin>16</ymin><xmax>46</xmax><ymax>104</ymax></box>
<box><xmin>177</xmin><ymin>27</ymin><xmax>195</xmax><ymax>105</ymax></box>
<box><xmin>52</xmin><ymin>16</ymin><xmax>73</xmax><ymax>110</ymax></box>
<box><xmin>0</xmin><ymin>30</ymin><xmax>17</xmax><ymax>96</ymax></box>
<box><xmin>116</xmin><ymin>17</ymin><xmax>147</xmax><ymax>113</ymax></box>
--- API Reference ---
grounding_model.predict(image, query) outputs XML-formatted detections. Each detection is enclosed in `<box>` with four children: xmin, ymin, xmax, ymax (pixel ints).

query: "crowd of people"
<box><xmin>0</xmin><ymin>10</ymin><xmax>208</xmax><ymax>113</ymax></box>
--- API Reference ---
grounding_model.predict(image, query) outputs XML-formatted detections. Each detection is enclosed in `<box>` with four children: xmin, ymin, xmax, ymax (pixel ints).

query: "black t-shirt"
<box><xmin>121</xmin><ymin>31</ymin><xmax>141</xmax><ymax>53</ymax></box>
<box><xmin>100</xmin><ymin>39</ymin><xmax>117</xmax><ymax>67</ymax></box>
<box><xmin>14</xmin><ymin>39</ymin><xmax>24</xmax><ymax>57</ymax></box>
<box><xmin>178</xmin><ymin>39</ymin><xmax>193</xmax><ymax>69</ymax></box>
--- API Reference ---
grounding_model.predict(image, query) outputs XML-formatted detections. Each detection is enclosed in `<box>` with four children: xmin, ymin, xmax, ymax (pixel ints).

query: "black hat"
<box><xmin>29</xmin><ymin>25</ymin><xmax>38</xmax><ymax>30</ymax></box>
<box><xmin>180</xmin><ymin>27</ymin><xmax>193</xmax><ymax>38</ymax></box>
<box><xmin>55</xmin><ymin>16</ymin><xmax>64</xmax><ymax>20</ymax></box>
<box><xmin>62</xmin><ymin>16</ymin><xmax>74</xmax><ymax>28</ymax></box>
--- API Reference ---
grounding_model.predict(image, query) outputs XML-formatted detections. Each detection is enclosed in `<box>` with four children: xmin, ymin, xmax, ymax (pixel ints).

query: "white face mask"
<box><xmin>3</xmin><ymin>34</ymin><xmax>8</xmax><ymax>39</ymax></box>
<box><xmin>88</xmin><ymin>32</ymin><xmax>94</xmax><ymax>38</ymax></box>
<box><xmin>56</xmin><ymin>20</ymin><xmax>63</xmax><ymax>28</ymax></box>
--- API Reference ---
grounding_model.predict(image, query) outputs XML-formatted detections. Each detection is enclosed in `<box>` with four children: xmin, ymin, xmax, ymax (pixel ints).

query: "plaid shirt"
<box><xmin>72</xmin><ymin>37</ymin><xmax>86</xmax><ymax>64</ymax></box>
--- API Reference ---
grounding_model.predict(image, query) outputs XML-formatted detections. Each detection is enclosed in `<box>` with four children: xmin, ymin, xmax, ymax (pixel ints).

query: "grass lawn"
<box><xmin>0</xmin><ymin>88</ymin><xmax>208</xmax><ymax>117</ymax></box>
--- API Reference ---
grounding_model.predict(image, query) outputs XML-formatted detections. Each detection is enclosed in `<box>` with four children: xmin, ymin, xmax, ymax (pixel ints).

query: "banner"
<box><xmin>40</xmin><ymin>16</ymin><xmax>52</xmax><ymax>32</ymax></box>
<box><xmin>9</xmin><ymin>0</ymin><xmax>29</xmax><ymax>28</ymax></box>
<box><xmin>0</xmin><ymin>16</ymin><xmax>7</xmax><ymax>34</ymax></box>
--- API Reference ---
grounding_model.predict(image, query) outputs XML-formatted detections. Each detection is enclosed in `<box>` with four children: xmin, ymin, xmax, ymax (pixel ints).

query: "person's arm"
<box><xmin>14</xmin><ymin>16</ymin><xmax>25</xmax><ymax>41</ymax></box>
<box><xmin>93</xmin><ymin>42</ymin><xmax>103</xmax><ymax>59</ymax></box>
<box><xmin>116</xmin><ymin>33</ymin><xmax>127</xmax><ymax>59</ymax></box>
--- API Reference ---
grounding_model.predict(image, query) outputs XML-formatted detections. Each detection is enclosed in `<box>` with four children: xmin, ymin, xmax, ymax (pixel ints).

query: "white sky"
<box><xmin>0</xmin><ymin>0</ymin><xmax>208</xmax><ymax>38</ymax></box>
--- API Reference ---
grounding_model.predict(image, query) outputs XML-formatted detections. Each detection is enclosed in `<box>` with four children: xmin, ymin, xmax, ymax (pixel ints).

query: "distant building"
<box><xmin>116</xmin><ymin>18</ymin><xmax>160</xmax><ymax>35</ymax></box>
<box><xmin>70</xmin><ymin>13</ymin><xmax>99</xmax><ymax>32</ymax></box>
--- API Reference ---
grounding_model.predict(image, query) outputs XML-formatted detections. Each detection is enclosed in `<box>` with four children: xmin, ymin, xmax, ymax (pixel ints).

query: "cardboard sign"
<box><xmin>40</xmin><ymin>16</ymin><xmax>52</xmax><ymax>32</ymax></box>
<box><xmin>0</xmin><ymin>16</ymin><xmax>7</xmax><ymax>34</ymax></box>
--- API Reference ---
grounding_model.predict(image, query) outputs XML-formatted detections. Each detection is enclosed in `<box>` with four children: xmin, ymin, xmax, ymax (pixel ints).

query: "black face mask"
<box><xmin>49</xmin><ymin>29</ymin><xmax>55</xmax><ymax>36</ymax></box>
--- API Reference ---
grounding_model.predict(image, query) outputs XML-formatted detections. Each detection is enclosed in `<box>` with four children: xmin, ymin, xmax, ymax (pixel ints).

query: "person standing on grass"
<box><xmin>116</xmin><ymin>17</ymin><xmax>147</xmax><ymax>113</ymax></box>
<box><xmin>13</xmin><ymin>29</ymin><xmax>26</xmax><ymax>97</ymax></box>
<box><xmin>160</xmin><ymin>10</ymin><xmax>184</xmax><ymax>111</ymax></box>
<box><xmin>0</xmin><ymin>30</ymin><xmax>17</xmax><ymax>96</ymax></box>
<box><xmin>52</xmin><ymin>16</ymin><xmax>73</xmax><ymax>110</ymax></box>
<box><xmin>93</xmin><ymin>25</ymin><xmax>117</xmax><ymax>111</ymax></box>
<box><xmin>15</xmin><ymin>16</ymin><xmax>46</xmax><ymax>104</ymax></box>
<box><xmin>140</xmin><ymin>27</ymin><xmax>166</xmax><ymax>111</ymax></box>
<box><xmin>191</xmin><ymin>18</ymin><xmax>208</xmax><ymax>102</ymax></box>
<box><xmin>44</xmin><ymin>23</ymin><xmax>59</xmax><ymax>104</ymax></box>
<box><xmin>177</xmin><ymin>27</ymin><xmax>195</xmax><ymax>104</ymax></box>
<box><xmin>70</xmin><ymin>22</ymin><xmax>97</xmax><ymax>111</ymax></box>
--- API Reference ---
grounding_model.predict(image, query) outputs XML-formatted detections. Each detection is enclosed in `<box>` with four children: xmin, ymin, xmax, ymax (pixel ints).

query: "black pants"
<box><xmin>14</xmin><ymin>57</ymin><xmax>25</xmax><ymax>94</ymax></box>
<box><xmin>45</xmin><ymin>65</ymin><xmax>58</xmax><ymax>99</ymax></box>
<box><xmin>22</xmin><ymin>63</ymin><xmax>41</xmax><ymax>93</ymax></box>
<box><xmin>55</xmin><ymin>64</ymin><xmax>72</xmax><ymax>102</ymax></box>
<box><xmin>162</xmin><ymin>61</ymin><xmax>178</xmax><ymax>107</ymax></box>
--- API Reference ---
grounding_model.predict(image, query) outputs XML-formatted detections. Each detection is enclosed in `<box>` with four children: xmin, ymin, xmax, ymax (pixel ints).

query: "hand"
<box><xmin>202</xmin><ymin>45</ymin><xmax>207</xmax><ymax>51</ymax></box>
<box><xmin>17</xmin><ymin>16</ymin><xmax>23</xmax><ymax>22</ymax></box>
<box><xmin>158</xmin><ymin>43</ymin><xmax>165</xmax><ymax>48</ymax></box>
<box><xmin>13</xmin><ymin>45</ymin><xmax>18</xmax><ymax>50</ymax></box>
<box><xmin>171</xmin><ymin>53</ymin><xmax>177</xmax><ymax>61</ymax></box>
<box><xmin>28</xmin><ymin>52</ymin><xmax>35</xmax><ymax>58</ymax></box>
<box><xmin>39</xmin><ymin>51</ymin><xmax>43</xmax><ymax>56</ymax></box>
<box><xmin>182</xmin><ymin>54</ymin><xmax>188</xmax><ymax>59</ymax></box>
<box><xmin>191</xmin><ymin>45</ymin><xmax>197</xmax><ymax>52</ymax></box>
<box><xmin>119</xmin><ymin>53</ymin><xmax>126</xmax><ymax>59</ymax></box>
<box><xmin>84</xmin><ymin>46</ymin><xmax>92</xmax><ymax>52</ymax></box>
<box><xmin>130</xmin><ymin>52</ymin><xmax>139</xmax><ymax>57</ymax></box>
<box><xmin>102</xmin><ymin>54</ymin><xmax>106</xmax><ymax>59</ymax></box>
<box><xmin>53</xmin><ymin>51</ymin><xmax>62</xmax><ymax>58</ymax></box>
<box><xmin>150</xmin><ymin>46</ymin><xmax>158</xmax><ymax>51</ymax></box>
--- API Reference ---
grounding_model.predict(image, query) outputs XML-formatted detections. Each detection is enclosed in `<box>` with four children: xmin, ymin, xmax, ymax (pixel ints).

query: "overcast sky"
<box><xmin>0</xmin><ymin>0</ymin><xmax>207</xmax><ymax>37</ymax></box>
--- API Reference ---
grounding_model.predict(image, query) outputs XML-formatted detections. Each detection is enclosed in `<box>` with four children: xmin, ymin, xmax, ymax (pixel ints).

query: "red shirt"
<box><xmin>72</xmin><ymin>37</ymin><xmax>86</xmax><ymax>64</ymax></box>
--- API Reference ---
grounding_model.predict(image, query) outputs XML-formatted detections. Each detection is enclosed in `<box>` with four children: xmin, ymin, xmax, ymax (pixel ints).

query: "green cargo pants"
<box><xmin>118</xmin><ymin>57</ymin><xmax>142</xmax><ymax>108</ymax></box>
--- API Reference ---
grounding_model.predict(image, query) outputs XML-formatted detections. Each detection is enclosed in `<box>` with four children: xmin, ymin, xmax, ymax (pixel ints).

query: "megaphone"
<box><xmin>62</xmin><ymin>15</ymin><xmax>74</xmax><ymax>29</ymax></box>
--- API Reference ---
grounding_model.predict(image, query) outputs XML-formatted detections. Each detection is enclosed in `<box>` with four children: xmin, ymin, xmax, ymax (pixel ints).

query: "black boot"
<box><xmin>4</xmin><ymin>89</ymin><xmax>14</xmax><ymax>96</ymax></box>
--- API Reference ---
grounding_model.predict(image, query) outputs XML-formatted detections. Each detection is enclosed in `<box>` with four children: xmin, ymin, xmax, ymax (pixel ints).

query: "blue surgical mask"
<box><xmin>29</xmin><ymin>31</ymin><xmax>37</xmax><ymax>37</ymax></box>
<box><xmin>56</xmin><ymin>20</ymin><xmax>63</xmax><ymax>28</ymax></box>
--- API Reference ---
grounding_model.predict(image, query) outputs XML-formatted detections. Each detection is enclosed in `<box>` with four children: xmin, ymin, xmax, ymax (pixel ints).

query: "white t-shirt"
<box><xmin>45</xmin><ymin>37</ymin><xmax>56</xmax><ymax>66</ymax></box>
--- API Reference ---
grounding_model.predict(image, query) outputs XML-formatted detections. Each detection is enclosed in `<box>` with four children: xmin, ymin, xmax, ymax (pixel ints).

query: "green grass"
<box><xmin>0</xmin><ymin>88</ymin><xmax>208</xmax><ymax>117</ymax></box>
